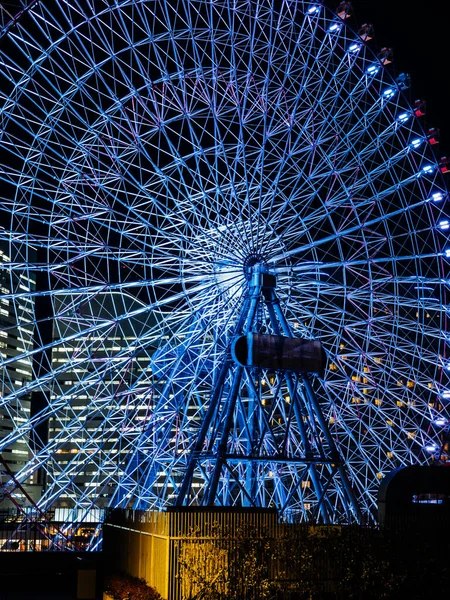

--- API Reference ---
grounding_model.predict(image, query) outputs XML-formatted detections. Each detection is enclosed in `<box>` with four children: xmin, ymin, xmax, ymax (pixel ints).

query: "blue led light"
<box><xmin>397</xmin><ymin>113</ymin><xmax>410</xmax><ymax>122</ymax></box>
<box><xmin>411</xmin><ymin>138</ymin><xmax>422</xmax><ymax>148</ymax></box>
<box><xmin>366</xmin><ymin>65</ymin><xmax>379</xmax><ymax>75</ymax></box>
<box><xmin>445</xmin><ymin>249</ymin><xmax>450</xmax><ymax>258</ymax></box>
<box><xmin>422</xmin><ymin>165</ymin><xmax>434</xmax><ymax>174</ymax></box>
<box><xmin>328</xmin><ymin>23</ymin><xmax>341</xmax><ymax>32</ymax></box>
<box><xmin>439</xmin><ymin>220</ymin><xmax>450</xmax><ymax>230</ymax></box>
<box><xmin>443</xmin><ymin>390</ymin><xmax>450</xmax><ymax>398</ymax></box>
<box><xmin>348</xmin><ymin>43</ymin><xmax>360</xmax><ymax>53</ymax></box>
<box><xmin>383</xmin><ymin>88</ymin><xmax>395</xmax><ymax>98</ymax></box>
<box><xmin>434</xmin><ymin>418</ymin><xmax>447</xmax><ymax>427</ymax></box>
<box><xmin>425</xmin><ymin>444</ymin><xmax>438</xmax><ymax>453</ymax></box>
<box><xmin>307</xmin><ymin>6</ymin><xmax>320</xmax><ymax>14</ymax></box>
<box><xmin>431</xmin><ymin>192</ymin><xmax>444</xmax><ymax>202</ymax></box>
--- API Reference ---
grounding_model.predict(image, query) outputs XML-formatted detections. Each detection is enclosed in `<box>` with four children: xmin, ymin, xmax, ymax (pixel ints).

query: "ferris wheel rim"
<box><xmin>0</xmin><ymin>1</ymin><xmax>448</xmax><ymax>528</ymax></box>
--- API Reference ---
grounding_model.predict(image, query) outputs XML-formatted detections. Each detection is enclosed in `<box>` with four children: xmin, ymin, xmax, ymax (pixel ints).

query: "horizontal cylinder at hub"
<box><xmin>232</xmin><ymin>334</ymin><xmax>325</xmax><ymax>376</ymax></box>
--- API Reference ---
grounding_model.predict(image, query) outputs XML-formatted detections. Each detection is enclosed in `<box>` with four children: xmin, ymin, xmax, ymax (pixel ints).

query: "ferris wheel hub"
<box><xmin>243</xmin><ymin>253</ymin><xmax>267</xmax><ymax>281</ymax></box>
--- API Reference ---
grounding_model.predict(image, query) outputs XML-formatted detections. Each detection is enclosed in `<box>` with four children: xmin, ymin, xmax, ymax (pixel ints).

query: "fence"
<box><xmin>104</xmin><ymin>507</ymin><xmax>278</xmax><ymax>600</ymax></box>
<box><xmin>103</xmin><ymin>508</ymin><xmax>450</xmax><ymax>600</ymax></box>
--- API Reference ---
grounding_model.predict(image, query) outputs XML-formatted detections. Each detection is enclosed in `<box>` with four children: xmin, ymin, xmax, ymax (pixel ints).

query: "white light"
<box><xmin>425</xmin><ymin>444</ymin><xmax>438</xmax><ymax>453</ymax></box>
<box><xmin>398</xmin><ymin>113</ymin><xmax>410</xmax><ymax>122</ymax></box>
<box><xmin>348</xmin><ymin>43</ymin><xmax>360</xmax><ymax>53</ymax></box>
<box><xmin>383</xmin><ymin>88</ymin><xmax>395</xmax><ymax>98</ymax></box>
<box><xmin>442</xmin><ymin>390</ymin><xmax>450</xmax><ymax>398</ymax></box>
<box><xmin>422</xmin><ymin>165</ymin><xmax>434</xmax><ymax>174</ymax></box>
<box><xmin>367</xmin><ymin>65</ymin><xmax>379</xmax><ymax>75</ymax></box>
<box><xmin>411</xmin><ymin>138</ymin><xmax>422</xmax><ymax>148</ymax></box>
<box><xmin>439</xmin><ymin>220</ymin><xmax>450</xmax><ymax>230</ymax></box>
<box><xmin>328</xmin><ymin>23</ymin><xmax>341</xmax><ymax>32</ymax></box>
<box><xmin>431</xmin><ymin>192</ymin><xmax>444</xmax><ymax>202</ymax></box>
<box><xmin>307</xmin><ymin>6</ymin><xmax>320</xmax><ymax>14</ymax></box>
<box><xmin>434</xmin><ymin>418</ymin><xmax>447</xmax><ymax>427</ymax></box>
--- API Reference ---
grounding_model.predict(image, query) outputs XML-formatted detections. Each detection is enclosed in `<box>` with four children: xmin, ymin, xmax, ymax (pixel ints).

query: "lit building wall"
<box><xmin>47</xmin><ymin>292</ymin><xmax>155</xmax><ymax>508</ymax></box>
<box><xmin>0</xmin><ymin>241</ymin><xmax>37</xmax><ymax>507</ymax></box>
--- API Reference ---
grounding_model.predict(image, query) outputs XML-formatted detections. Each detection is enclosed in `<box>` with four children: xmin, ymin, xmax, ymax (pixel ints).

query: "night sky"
<box><xmin>350</xmin><ymin>2</ymin><xmax>450</xmax><ymax>156</ymax></box>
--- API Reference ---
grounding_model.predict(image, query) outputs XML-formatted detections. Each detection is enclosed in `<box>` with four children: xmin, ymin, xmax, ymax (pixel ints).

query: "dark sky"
<box><xmin>349</xmin><ymin>2</ymin><xmax>450</xmax><ymax>156</ymax></box>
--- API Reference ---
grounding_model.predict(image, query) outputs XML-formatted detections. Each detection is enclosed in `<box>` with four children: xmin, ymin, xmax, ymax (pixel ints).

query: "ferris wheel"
<box><xmin>0</xmin><ymin>0</ymin><xmax>449</xmax><ymax>529</ymax></box>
